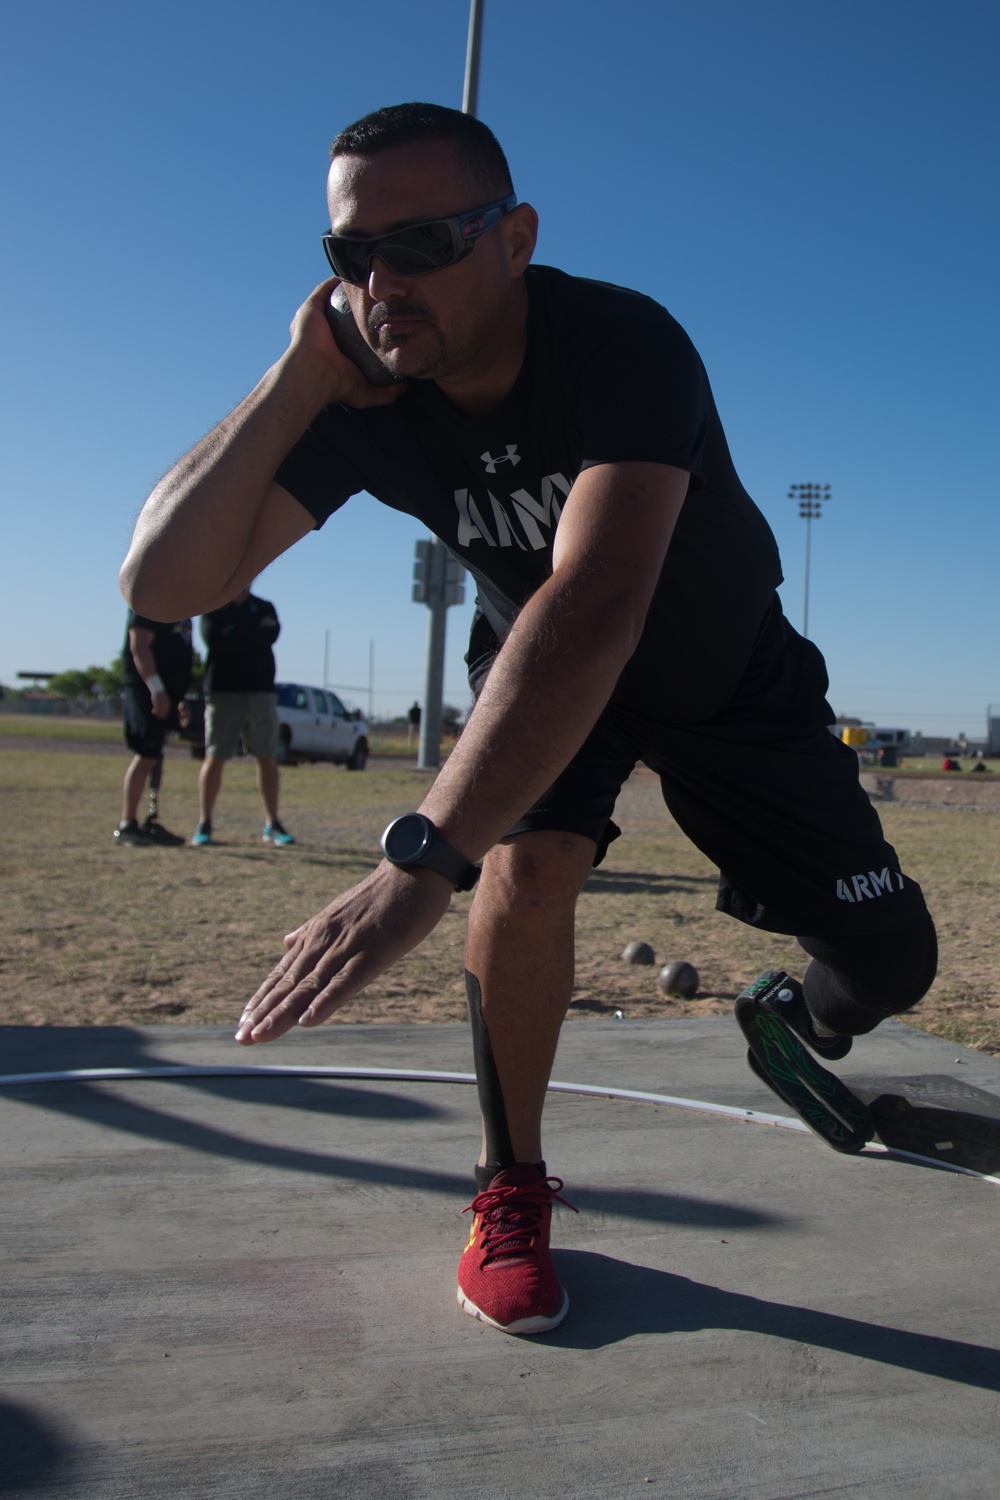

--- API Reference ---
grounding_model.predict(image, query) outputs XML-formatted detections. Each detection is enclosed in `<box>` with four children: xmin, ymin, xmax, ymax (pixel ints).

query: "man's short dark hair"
<box><xmin>330</xmin><ymin>102</ymin><xmax>514</xmax><ymax>200</ymax></box>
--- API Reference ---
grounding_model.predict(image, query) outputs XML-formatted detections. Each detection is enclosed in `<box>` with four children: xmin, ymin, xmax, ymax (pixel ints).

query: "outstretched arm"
<box><xmin>119</xmin><ymin>281</ymin><xmax>406</xmax><ymax>621</ymax></box>
<box><xmin>236</xmin><ymin>459</ymin><xmax>689</xmax><ymax>1043</ymax></box>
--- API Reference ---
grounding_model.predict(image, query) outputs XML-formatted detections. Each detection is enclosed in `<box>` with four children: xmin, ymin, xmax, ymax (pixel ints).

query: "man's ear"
<box><xmin>506</xmin><ymin>202</ymin><xmax>539</xmax><ymax>275</ymax></box>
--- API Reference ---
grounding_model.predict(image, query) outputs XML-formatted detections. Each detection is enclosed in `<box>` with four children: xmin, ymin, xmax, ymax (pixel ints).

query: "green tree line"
<box><xmin>44</xmin><ymin>654</ymin><xmax>204</xmax><ymax>713</ymax></box>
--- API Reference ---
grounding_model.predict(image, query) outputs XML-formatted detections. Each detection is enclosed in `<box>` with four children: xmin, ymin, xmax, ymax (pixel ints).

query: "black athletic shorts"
<box><xmin>467</xmin><ymin>596</ymin><xmax>928</xmax><ymax>939</ymax></box>
<box><xmin>122</xmin><ymin>685</ymin><xmax>180</xmax><ymax>760</ymax></box>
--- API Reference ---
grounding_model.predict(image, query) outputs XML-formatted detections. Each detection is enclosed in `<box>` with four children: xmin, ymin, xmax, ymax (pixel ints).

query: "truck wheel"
<box><xmin>276</xmin><ymin>727</ymin><xmax>293</xmax><ymax>766</ymax></box>
<box><xmin>346</xmin><ymin>737</ymin><xmax>368</xmax><ymax>771</ymax></box>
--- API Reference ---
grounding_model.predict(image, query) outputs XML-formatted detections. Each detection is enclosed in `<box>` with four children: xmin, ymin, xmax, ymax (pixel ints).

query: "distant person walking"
<box><xmin>116</xmin><ymin>612</ymin><xmax>193</xmax><ymax>845</ymax></box>
<box><xmin>407</xmin><ymin>700</ymin><xmax>421</xmax><ymax>750</ymax></box>
<box><xmin>192</xmin><ymin>588</ymin><xmax>295</xmax><ymax>847</ymax></box>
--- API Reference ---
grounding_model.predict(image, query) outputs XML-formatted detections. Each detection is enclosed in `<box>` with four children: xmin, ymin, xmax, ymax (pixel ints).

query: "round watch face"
<box><xmin>383</xmin><ymin>814</ymin><xmax>433</xmax><ymax>865</ymax></box>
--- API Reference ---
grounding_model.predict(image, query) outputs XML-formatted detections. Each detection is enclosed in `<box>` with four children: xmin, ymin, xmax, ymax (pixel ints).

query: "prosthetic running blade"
<box><xmin>735</xmin><ymin>972</ymin><xmax>874</xmax><ymax>1155</ymax></box>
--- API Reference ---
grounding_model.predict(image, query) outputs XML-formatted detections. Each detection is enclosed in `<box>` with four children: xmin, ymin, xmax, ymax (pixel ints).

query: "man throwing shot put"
<box><xmin>121</xmin><ymin>103</ymin><xmax>936</xmax><ymax>1335</ymax></box>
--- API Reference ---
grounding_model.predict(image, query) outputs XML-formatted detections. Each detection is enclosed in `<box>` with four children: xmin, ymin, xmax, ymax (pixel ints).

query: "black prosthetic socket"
<box><xmin>465</xmin><ymin>969</ymin><xmax>516</xmax><ymax>1176</ymax></box>
<box><xmin>799</xmin><ymin>912</ymin><xmax>938</xmax><ymax>1036</ymax></box>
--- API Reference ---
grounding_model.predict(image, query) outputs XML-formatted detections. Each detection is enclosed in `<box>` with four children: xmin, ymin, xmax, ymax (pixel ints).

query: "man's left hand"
<box><xmin>235</xmin><ymin>863</ymin><xmax>454</xmax><ymax>1045</ymax></box>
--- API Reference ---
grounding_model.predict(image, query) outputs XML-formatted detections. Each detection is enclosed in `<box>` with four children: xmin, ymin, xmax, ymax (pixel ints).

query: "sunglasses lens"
<box><xmin>323</xmin><ymin>237</ymin><xmax>368</xmax><ymax>285</ymax></box>
<box><xmin>379</xmin><ymin>220</ymin><xmax>458</xmax><ymax>275</ymax></box>
<box><xmin>323</xmin><ymin>219</ymin><xmax>461</xmax><ymax>284</ymax></box>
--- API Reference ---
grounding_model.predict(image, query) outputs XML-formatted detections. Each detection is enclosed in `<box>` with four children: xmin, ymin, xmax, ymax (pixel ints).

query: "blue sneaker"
<box><xmin>191</xmin><ymin>822</ymin><xmax>213</xmax><ymax>846</ymax></box>
<box><xmin>263</xmin><ymin>821</ymin><xmax>295</xmax><ymax>846</ymax></box>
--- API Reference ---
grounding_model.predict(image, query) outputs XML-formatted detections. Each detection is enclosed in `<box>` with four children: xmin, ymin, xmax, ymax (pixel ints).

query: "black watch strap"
<box><xmin>380</xmin><ymin>814</ymin><xmax>481</xmax><ymax>892</ymax></box>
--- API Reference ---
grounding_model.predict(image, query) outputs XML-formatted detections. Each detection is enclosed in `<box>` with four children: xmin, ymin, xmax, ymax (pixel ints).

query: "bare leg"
<box><xmin>465</xmin><ymin>830</ymin><xmax>596</xmax><ymax>1167</ymax></box>
<box><xmin>198</xmin><ymin>757</ymin><xmax>226</xmax><ymax>824</ymax></box>
<box><xmin>255</xmin><ymin>756</ymin><xmax>281</xmax><ymax>826</ymax></box>
<box><xmin>122</xmin><ymin>755</ymin><xmax>157</xmax><ymax>824</ymax></box>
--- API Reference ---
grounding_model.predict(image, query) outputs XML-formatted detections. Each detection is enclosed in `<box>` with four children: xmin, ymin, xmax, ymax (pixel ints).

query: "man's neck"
<box><xmin>434</xmin><ymin>280</ymin><xmax>530</xmax><ymax>416</ymax></box>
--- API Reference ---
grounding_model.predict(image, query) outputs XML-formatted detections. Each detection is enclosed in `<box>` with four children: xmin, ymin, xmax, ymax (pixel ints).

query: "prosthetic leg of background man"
<box><xmin>116</xmin><ymin>754</ymin><xmax>185</xmax><ymax>847</ymax></box>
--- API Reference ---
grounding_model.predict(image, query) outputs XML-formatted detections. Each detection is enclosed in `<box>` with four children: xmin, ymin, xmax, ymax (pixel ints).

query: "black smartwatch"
<box><xmin>380</xmin><ymin>814</ymin><xmax>481</xmax><ymax>891</ymax></box>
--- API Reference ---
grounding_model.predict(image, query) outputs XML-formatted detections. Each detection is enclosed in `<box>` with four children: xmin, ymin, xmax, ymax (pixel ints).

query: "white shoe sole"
<box><xmin>456</xmin><ymin>1282</ymin><xmax>569</xmax><ymax>1335</ymax></box>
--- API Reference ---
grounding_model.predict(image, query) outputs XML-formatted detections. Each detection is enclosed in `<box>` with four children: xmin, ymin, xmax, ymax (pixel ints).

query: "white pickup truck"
<box><xmin>274</xmin><ymin>683</ymin><xmax>369</xmax><ymax>769</ymax></box>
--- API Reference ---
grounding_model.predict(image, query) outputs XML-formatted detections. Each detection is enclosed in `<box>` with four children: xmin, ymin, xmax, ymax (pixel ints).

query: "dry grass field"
<box><xmin>2</xmin><ymin>722</ymin><xmax>999</xmax><ymax>1051</ymax></box>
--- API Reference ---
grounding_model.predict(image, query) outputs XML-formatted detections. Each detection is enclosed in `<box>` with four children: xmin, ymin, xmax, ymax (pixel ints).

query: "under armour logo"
<box><xmin>481</xmin><ymin>445</ymin><xmax>521</xmax><ymax>473</ymax></box>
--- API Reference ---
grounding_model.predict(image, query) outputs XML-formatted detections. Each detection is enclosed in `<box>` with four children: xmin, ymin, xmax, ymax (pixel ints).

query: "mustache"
<box><xmin>367</xmin><ymin>299</ymin><xmax>431</xmax><ymax>336</ymax></box>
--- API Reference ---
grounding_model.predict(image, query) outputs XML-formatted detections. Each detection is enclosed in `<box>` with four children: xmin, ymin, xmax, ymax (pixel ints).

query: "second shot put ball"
<box><xmin>621</xmin><ymin>940</ymin><xmax>655</xmax><ymax>966</ymax></box>
<box><xmin>658</xmin><ymin>960</ymin><xmax>699</xmax><ymax>998</ymax></box>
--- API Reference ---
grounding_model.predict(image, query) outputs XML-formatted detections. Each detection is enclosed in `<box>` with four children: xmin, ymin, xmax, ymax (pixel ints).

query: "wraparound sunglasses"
<box><xmin>322</xmin><ymin>194</ymin><xmax>517</xmax><ymax>285</ymax></box>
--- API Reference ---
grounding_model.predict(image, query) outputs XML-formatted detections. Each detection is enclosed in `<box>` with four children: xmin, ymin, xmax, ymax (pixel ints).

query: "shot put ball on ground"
<box><xmin>621</xmin><ymin>941</ymin><xmax>655</xmax><ymax>966</ymax></box>
<box><xmin>658</xmin><ymin>961</ymin><xmax>699</xmax><ymax>998</ymax></box>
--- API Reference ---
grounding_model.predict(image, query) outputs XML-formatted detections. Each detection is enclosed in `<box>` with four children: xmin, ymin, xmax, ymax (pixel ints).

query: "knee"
<box><xmin>478</xmin><ymin>831</ymin><xmax>594</xmax><ymax>920</ymax></box>
<box><xmin>870</xmin><ymin>912</ymin><xmax>938</xmax><ymax>1012</ymax></box>
<box><xmin>800</xmin><ymin>911</ymin><xmax>938</xmax><ymax>1031</ymax></box>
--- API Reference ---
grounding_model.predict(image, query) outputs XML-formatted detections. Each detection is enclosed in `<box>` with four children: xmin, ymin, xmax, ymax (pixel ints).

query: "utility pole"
<box><xmin>788</xmin><ymin>482</ymin><xmax>831</xmax><ymax>638</ymax></box>
<box><xmin>413</xmin><ymin>541</ymin><xmax>465</xmax><ymax>766</ymax></box>
<box><xmin>411</xmin><ymin>0</ymin><xmax>483</xmax><ymax>769</ymax></box>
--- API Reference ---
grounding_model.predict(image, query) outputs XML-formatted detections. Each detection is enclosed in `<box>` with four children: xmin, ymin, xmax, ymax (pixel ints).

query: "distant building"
<box><xmin>833</xmin><ymin>719</ymin><xmax>925</xmax><ymax>755</ymax></box>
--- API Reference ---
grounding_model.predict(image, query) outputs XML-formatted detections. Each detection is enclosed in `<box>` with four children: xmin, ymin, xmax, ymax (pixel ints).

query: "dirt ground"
<box><xmin>3</xmin><ymin>735</ymin><xmax>999</xmax><ymax>1051</ymax></box>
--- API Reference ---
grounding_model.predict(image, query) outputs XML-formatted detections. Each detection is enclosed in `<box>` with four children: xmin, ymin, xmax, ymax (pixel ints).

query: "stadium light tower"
<box><xmin>788</xmin><ymin>482</ymin><xmax>831</xmax><ymax>638</ymax></box>
<box><xmin>413</xmin><ymin>0</ymin><xmax>484</xmax><ymax>769</ymax></box>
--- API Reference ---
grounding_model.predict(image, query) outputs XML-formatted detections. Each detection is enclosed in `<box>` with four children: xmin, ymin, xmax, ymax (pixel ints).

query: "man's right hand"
<box><xmin>288</xmin><ymin>280</ymin><xmax>405</xmax><ymax>411</ymax></box>
<box><xmin>150</xmin><ymin>690</ymin><xmax>171</xmax><ymax>720</ymax></box>
<box><xmin>120</xmin><ymin>280</ymin><xmax>405</xmax><ymax>623</ymax></box>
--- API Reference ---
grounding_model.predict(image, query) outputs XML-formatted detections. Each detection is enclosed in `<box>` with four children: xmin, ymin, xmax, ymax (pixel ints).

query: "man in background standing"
<box><xmin>407</xmin><ymin>700</ymin><xmax>421</xmax><ymax>750</ymax></box>
<box><xmin>115</xmin><ymin>611</ymin><xmax>192</xmax><ymax>846</ymax></box>
<box><xmin>192</xmin><ymin>587</ymin><xmax>295</xmax><ymax>847</ymax></box>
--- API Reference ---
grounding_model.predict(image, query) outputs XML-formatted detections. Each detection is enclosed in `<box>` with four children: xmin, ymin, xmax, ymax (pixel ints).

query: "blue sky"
<box><xmin>2</xmin><ymin>0</ymin><xmax>997</xmax><ymax>736</ymax></box>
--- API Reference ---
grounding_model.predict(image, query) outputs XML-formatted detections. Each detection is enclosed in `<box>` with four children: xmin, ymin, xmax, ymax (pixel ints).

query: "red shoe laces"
<box><xmin>463</xmin><ymin>1177</ymin><xmax>578</xmax><ymax>1262</ymax></box>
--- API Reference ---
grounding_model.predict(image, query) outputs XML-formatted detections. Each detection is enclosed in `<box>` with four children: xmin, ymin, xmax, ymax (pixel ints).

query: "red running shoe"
<box><xmin>457</xmin><ymin>1164</ymin><xmax>576</xmax><ymax>1334</ymax></box>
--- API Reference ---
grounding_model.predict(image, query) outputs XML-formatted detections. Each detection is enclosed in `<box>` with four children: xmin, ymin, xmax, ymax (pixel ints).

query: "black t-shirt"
<box><xmin>122</xmin><ymin>611</ymin><xmax>193</xmax><ymax>701</ymax></box>
<box><xmin>275</xmin><ymin>265</ymin><xmax>783</xmax><ymax>723</ymax></box>
<box><xmin>200</xmin><ymin>594</ymin><xmax>280</xmax><ymax>693</ymax></box>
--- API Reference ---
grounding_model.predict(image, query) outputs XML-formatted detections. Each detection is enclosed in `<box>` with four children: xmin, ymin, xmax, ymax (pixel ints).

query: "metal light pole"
<box><xmin>413</xmin><ymin>0</ymin><xmax>483</xmax><ymax>769</ymax></box>
<box><xmin>413</xmin><ymin>541</ymin><xmax>465</xmax><ymax>766</ymax></box>
<box><xmin>463</xmin><ymin>0</ymin><xmax>485</xmax><ymax>114</ymax></box>
<box><xmin>788</xmin><ymin>483</ymin><xmax>831</xmax><ymax>638</ymax></box>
